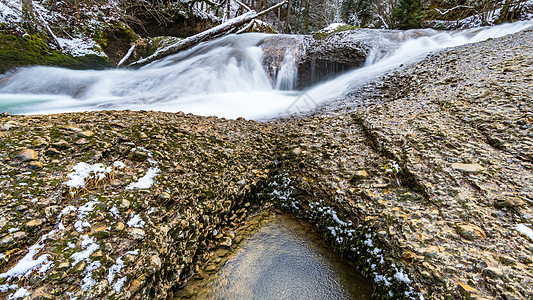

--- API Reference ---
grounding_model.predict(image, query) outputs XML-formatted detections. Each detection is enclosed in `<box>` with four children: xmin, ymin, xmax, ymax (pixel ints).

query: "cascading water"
<box><xmin>0</xmin><ymin>21</ymin><xmax>532</xmax><ymax>119</ymax></box>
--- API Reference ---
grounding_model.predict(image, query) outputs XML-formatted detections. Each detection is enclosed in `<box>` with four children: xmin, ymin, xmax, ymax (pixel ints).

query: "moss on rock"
<box><xmin>0</xmin><ymin>32</ymin><xmax>109</xmax><ymax>73</ymax></box>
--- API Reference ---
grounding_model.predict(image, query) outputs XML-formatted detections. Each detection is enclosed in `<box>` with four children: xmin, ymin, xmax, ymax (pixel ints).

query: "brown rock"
<box><xmin>215</xmin><ymin>249</ymin><xmax>228</xmax><ymax>257</ymax></box>
<box><xmin>129</xmin><ymin>228</ymin><xmax>145</xmax><ymax>240</ymax></box>
<box><xmin>52</xmin><ymin>140</ymin><xmax>70</xmax><ymax>150</ymax></box>
<box><xmin>29</xmin><ymin>161</ymin><xmax>43</xmax><ymax>170</ymax></box>
<box><xmin>402</xmin><ymin>251</ymin><xmax>416</xmax><ymax>263</ymax></box>
<box><xmin>456</xmin><ymin>224</ymin><xmax>486</xmax><ymax>240</ymax></box>
<box><xmin>78</xmin><ymin>130</ymin><xmax>94</xmax><ymax>138</ymax></box>
<box><xmin>63</xmin><ymin>125</ymin><xmax>82</xmax><ymax>132</ymax></box>
<box><xmin>451</xmin><ymin>163</ymin><xmax>484</xmax><ymax>173</ymax></box>
<box><xmin>457</xmin><ymin>283</ymin><xmax>479</xmax><ymax>296</ymax></box>
<box><xmin>15</xmin><ymin>149</ymin><xmax>38</xmax><ymax>161</ymax></box>
<box><xmin>482</xmin><ymin>267</ymin><xmax>503</xmax><ymax>278</ymax></box>
<box><xmin>26</xmin><ymin>219</ymin><xmax>43</xmax><ymax>227</ymax></box>
<box><xmin>494</xmin><ymin>197</ymin><xmax>525</xmax><ymax>209</ymax></box>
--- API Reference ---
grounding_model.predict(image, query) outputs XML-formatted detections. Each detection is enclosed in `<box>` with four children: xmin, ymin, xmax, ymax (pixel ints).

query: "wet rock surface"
<box><xmin>0</xmin><ymin>30</ymin><xmax>532</xmax><ymax>300</ymax></box>
<box><xmin>0</xmin><ymin>111</ymin><xmax>275</xmax><ymax>299</ymax></box>
<box><xmin>260</xmin><ymin>29</ymin><xmax>395</xmax><ymax>89</ymax></box>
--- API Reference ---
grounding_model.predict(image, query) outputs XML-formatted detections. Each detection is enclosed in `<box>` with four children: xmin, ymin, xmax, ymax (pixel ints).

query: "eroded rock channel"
<box><xmin>0</xmin><ymin>30</ymin><xmax>532</xmax><ymax>300</ymax></box>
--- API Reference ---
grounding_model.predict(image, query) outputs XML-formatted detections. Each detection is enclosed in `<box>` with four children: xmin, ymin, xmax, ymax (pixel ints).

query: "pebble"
<box><xmin>29</xmin><ymin>161</ymin><xmax>43</xmax><ymax>170</ymax></box>
<box><xmin>451</xmin><ymin>163</ymin><xmax>484</xmax><ymax>173</ymax></box>
<box><xmin>129</xmin><ymin>228</ymin><xmax>145</xmax><ymax>240</ymax></box>
<box><xmin>482</xmin><ymin>267</ymin><xmax>503</xmax><ymax>278</ymax></box>
<box><xmin>456</xmin><ymin>224</ymin><xmax>486</xmax><ymax>240</ymax></box>
<box><xmin>15</xmin><ymin>149</ymin><xmax>38</xmax><ymax>161</ymax></box>
<box><xmin>77</xmin><ymin>130</ymin><xmax>94</xmax><ymax>138</ymax></box>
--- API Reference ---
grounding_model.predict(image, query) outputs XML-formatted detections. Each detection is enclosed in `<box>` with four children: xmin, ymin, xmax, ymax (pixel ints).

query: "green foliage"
<box><xmin>0</xmin><ymin>32</ymin><xmax>109</xmax><ymax>74</ymax></box>
<box><xmin>392</xmin><ymin>0</ymin><xmax>424</xmax><ymax>29</ymax></box>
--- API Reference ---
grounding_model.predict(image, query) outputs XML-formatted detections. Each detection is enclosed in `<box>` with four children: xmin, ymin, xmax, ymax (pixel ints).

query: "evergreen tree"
<box><xmin>341</xmin><ymin>0</ymin><xmax>372</xmax><ymax>26</ymax></box>
<box><xmin>391</xmin><ymin>0</ymin><xmax>424</xmax><ymax>29</ymax></box>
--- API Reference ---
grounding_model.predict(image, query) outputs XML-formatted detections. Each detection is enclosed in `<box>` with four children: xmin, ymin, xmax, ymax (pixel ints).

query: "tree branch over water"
<box><xmin>127</xmin><ymin>1</ymin><xmax>288</xmax><ymax>68</ymax></box>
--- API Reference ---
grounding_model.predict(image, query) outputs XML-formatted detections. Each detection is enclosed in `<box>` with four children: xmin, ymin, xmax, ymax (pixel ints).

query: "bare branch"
<box><xmin>434</xmin><ymin>5</ymin><xmax>475</xmax><ymax>16</ymax></box>
<box><xmin>234</xmin><ymin>0</ymin><xmax>252</xmax><ymax>12</ymax></box>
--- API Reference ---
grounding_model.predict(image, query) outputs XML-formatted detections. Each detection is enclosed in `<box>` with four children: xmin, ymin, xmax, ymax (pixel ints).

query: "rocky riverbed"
<box><xmin>0</xmin><ymin>30</ymin><xmax>532</xmax><ymax>300</ymax></box>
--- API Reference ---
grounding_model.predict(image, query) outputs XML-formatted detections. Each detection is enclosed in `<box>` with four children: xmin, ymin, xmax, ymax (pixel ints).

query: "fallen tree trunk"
<box><xmin>127</xmin><ymin>1</ymin><xmax>287</xmax><ymax>68</ymax></box>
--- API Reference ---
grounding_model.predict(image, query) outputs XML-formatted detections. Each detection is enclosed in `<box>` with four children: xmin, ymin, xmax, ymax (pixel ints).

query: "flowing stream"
<box><xmin>0</xmin><ymin>21</ymin><xmax>532</xmax><ymax>119</ymax></box>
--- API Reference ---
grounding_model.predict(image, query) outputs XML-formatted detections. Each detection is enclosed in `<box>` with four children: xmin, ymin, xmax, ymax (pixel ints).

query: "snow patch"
<box><xmin>110</xmin><ymin>205</ymin><xmax>120</xmax><ymax>219</ymax></box>
<box><xmin>9</xmin><ymin>287</ymin><xmax>30</xmax><ymax>299</ymax></box>
<box><xmin>0</xmin><ymin>0</ymin><xmax>22</xmax><ymax>24</ymax></box>
<box><xmin>70</xmin><ymin>235</ymin><xmax>99</xmax><ymax>266</ymax></box>
<box><xmin>323</xmin><ymin>22</ymin><xmax>347</xmax><ymax>32</ymax></box>
<box><xmin>126</xmin><ymin>167</ymin><xmax>160</xmax><ymax>190</ymax></box>
<box><xmin>107</xmin><ymin>257</ymin><xmax>124</xmax><ymax>285</ymax></box>
<box><xmin>0</xmin><ymin>284</ymin><xmax>18</xmax><ymax>292</ymax></box>
<box><xmin>113</xmin><ymin>276</ymin><xmax>127</xmax><ymax>293</ymax></box>
<box><xmin>65</xmin><ymin>162</ymin><xmax>112</xmax><ymax>189</ymax></box>
<box><xmin>81</xmin><ymin>261</ymin><xmax>101</xmax><ymax>291</ymax></box>
<box><xmin>127</xmin><ymin>213</ymin><xmax>145</xmax><ymax>228</ymax></box>
<box><xmin>113</xmin><ymin>161</ymin><xmax>126</xmax><ymax>169</ymax></box>
<box><xmin>394</xmin><ymin>269</ymin><xmax>412</xmax><ymax>284</ymax></box>
<box><xmin>516</xmin><ymin>224</ymin><xmax>533</xmax><ymax>240</ymax></box>
<box><xmin>0</xmin><ymin>232</ymin><xmax>54</xmax><ymax>280</ymax></box>
<box><xmin>56</xmin><ymin>37</ymin><xmax>105</xmax><ymax>58</ymax></box>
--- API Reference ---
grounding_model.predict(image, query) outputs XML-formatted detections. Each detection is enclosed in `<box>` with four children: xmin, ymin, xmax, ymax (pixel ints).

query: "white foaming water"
<box><xmin>0</xmin><ymin>21</ymin><xmax>532</xmax><ymax>120</ymax></box>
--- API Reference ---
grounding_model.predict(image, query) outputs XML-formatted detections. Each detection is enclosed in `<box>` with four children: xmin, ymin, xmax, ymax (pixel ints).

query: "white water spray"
<box><xmin>0</xmin><ymin>21</ymin><xmax>531</xmax><ymax>119</ymax></box>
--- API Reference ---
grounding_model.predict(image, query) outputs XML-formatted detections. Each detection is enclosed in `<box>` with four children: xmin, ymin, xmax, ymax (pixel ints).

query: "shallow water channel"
<box><xmin>191</xmin><ymin>213</ymin><xmax>374</xmax><ymax>300</ymax></box>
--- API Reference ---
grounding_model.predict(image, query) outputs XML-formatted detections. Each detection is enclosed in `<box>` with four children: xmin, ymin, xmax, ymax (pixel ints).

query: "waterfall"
<box><xmin>0</xmin><ymin>21</ymin><xmax>532</xmax><ymax>120</ymax></box>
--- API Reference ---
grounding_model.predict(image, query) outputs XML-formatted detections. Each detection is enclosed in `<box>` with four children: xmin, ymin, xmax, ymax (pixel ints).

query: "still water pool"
<box><xmin>196</xmin><ymin>214</ymin><xmax>374</xmax><ymax>300</ymax></box>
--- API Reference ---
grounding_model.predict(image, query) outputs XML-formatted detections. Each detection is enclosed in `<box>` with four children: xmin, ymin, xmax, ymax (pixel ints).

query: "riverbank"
<box><xmin>0</xmin><ymin>30</ymin><xmax>532</xmax><ymax>300</ymax></box>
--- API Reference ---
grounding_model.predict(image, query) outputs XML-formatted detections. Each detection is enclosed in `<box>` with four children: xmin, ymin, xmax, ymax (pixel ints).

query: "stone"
<box><xmin>15</xmin><ymin>149</ymin><xmax>38</xmax><ymax>161</ymax></box>
<box><xmin>129</xmin><ymin>228</ymin><xmax>145</xmax><ymax>240</ymax></box>
<box><xmin>494</xmin><ymin>197</ymin><xmax>525</xmax><ymax>209</ymax></box>
<box><xmin>44</xmin><ymin>206</ymin><xmax>61</xmax><ymax>220</ymax></box>
<box><xmin>354</xmin><ymin>170</ymin><xmax>369</xmax><ymax>178</ymax></box>
<box><xmin>151</xmin><ymin>255</ymin><xmax>162</xmax><ymax>271</ymax></box>
<box><xmin>456</xmin><ymin>224</ymin><xmax>486</xmax><ymax>240</ymax></box>
<box><xmin>204</xmin><ymin>264</ymin><xmax>217</xmax><ymax>272</ymax></box>
<box><xmin>45</xmin><ymin>148</ymin><xmax>62</xmax><ymax>156</ymax></box>
<box><xmin>157</xmin><ymin>192</ymin><xmax>171</xmax><ymax>201</ymax></box>
<box><xmin>0</xmin><ymin>231</ymin><xmax>28</xmax><ymax>246</ymax></box>
<box><xmin>402</xmin><ymin>251</ymin><xmax>416</xmax><ymax>263</ymax></box>
<box><xmin>120</xmin><ymin>199</ymin><xmax>130</xmax><ymax>209</ymax></box>
<box><xmin>29</xmin><ymin>161</ymin><xmax>43</xmax><ymax>170</ymax></box>
<box><xmin>2</xmin><ymin>121</ymin><xmax>18</xmax><ymax>130</ymax></box>
<box><xmin>52</xmin><ymin>140</ymin><xmax>70</xmax><ymax>150</ymax></box>
<box><xmin>215</xmin><ymin>249</ymin><xmax>228</xmax><ymax>257</ymax></box>
<box><xmin>26</xmin><ymin>219</ymin><xmax>43</xmax><ymax>227</ymax></box>
<box><xmin>457</xmin><ymin>283</ymin><xmax>479</xmax><ymax>296</ymax></box>
<box><xmin>77</xmin><ymin>130</ymin><xmax>94</xmax><ymax>138</ymax></box>
<box><xmin>115</xmin><ymin>222</ymin><xmax>125</xmax><ymax>231</ymax></box>
<box><xmin>130</xmin><ymin>149</ymin><xmax>148</xmax><ymax>161</ymax></box>
<box><xmin>451</xmin><ymin>163</ymin><xmax>484</xmax><ymax>173</ymax></box>
<box><xmin>482</xmin><ymin>267</ymin><xmax>503</xmax><ymax>278</ymax></box>
<box><xmin>291</xmin><ymin>147</ymin><xmax>302</xmax><ymax>155</ymax></box>
<box><xmin>63</xmin><ymin>125</ymin><xmax>82</xmax><ymax>132</ymax></box>
<box><xmin>32</xmin><ymin>138</ymin><xmax>47</xmax><ymax>147</ymax></box>
<box><xmin>219</xmin><ymin>237</ymin><xmax>232</xmax><ymax>248</ymax></box>
<box><xmin>75</xmin><ymin>138</ymin><xmax>88</xmax><ymax>145</ymax></box>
